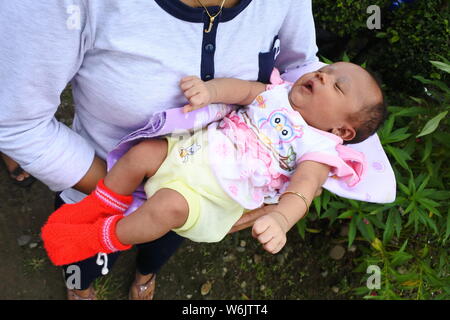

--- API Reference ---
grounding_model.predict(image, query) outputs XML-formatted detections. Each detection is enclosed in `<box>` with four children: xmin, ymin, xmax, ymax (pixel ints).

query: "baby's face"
<box><xmin>288</xmin><ymin>62</ymin><xmax>381</xmax><ymax>141</ymax></box>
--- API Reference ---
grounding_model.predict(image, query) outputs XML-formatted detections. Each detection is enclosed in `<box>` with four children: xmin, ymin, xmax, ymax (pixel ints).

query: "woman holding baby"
<box><xmin>0</xmin><ymin>0</ymin><xmax>323</xmax><ymax>299</ymax></box>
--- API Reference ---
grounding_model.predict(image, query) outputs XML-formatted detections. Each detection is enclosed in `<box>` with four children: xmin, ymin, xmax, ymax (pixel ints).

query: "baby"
<box><xmin>42</xmin><ymin>62</ymin><xmax>386</xmax><ymax>266</ymax></box>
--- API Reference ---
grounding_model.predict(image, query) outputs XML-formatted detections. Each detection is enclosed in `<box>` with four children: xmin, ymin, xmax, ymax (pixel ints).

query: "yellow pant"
<box><xmin>144</xmin><ymin>129</ymin><xmax>244</xmax><ymax>242</ymax></box>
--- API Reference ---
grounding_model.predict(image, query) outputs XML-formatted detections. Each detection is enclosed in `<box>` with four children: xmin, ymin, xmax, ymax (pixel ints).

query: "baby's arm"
<box><xmin>252</xmin><ymin>160</ymin><xmax>330</xmax><ymax>254</ymax></box>
<box><xmin>180</xmin><ymin>76</ymin><xmax>266</xmax><ymax>112</ymax></box>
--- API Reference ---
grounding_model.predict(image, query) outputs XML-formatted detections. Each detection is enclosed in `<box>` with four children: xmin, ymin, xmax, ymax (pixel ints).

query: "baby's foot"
<box><xmin>41</xmin><ymin>215</ymin><xmax>131</xmax><ymax>266</ymax></box>
<box><xmin>47</xmin><ymin>179</ymin><xmax>132</xmax><ymax>224</ymax></box>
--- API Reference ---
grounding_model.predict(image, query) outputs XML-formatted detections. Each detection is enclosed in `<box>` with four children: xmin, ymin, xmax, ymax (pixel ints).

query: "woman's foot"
<box><xmin>129</xmin><ymin>271</ymin><xmax>156</xmax><ymax>300</ymax></box>
<box><xmin>67</xmin><ymin>286</ymin><xmax>97</xmax><ymax>300</ymax></box>
<box><xmin>1</xmin><ymin>152</ymin><xmax>35</xmax><ymax>187</ymax></box>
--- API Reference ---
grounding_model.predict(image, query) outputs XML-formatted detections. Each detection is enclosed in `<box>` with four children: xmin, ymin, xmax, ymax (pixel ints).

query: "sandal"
<box><xmin>1</xmin><ymin>153</ymin><xmax>36</xmax><ymax>188</ymax></box>
<box><xmin>9</xmin><ymin>165</ymin><xmax>36</xmax><ymax>187</ymax></box>
<box><xmin>67</xmin><ymin>286</ymin><xmax>97</xmax><ymax>300</ymax></box>
<box><xmin>128</xmin><ymin>273</ymin><xmax>156</xmax><ymax>300</ymax></box>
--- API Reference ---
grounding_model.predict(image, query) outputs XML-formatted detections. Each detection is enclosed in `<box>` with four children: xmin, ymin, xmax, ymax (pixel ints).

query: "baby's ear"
<box><xmin>331</xmin><ymin>125</ymin><xmax>356</xmax><ymax>141</ymax></box>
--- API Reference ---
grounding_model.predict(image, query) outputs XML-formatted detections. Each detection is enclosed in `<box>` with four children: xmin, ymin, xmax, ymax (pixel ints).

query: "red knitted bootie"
<box><xmin>48</xmin><ymin>179</ymin><xmax>133</xmax><ymax>225</ymax></box>
<box><xmin>42</xmin><ymin>215</ymin><xmax>131</xmax><ymax>266</ymax></box>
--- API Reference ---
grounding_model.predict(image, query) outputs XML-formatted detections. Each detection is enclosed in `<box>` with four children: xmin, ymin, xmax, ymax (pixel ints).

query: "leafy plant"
<box><xmin>297</xmin><ymin>59</ymin><xmax>450</xmax><ymax>299</ymax></box>
<box><xmin>313</xmin><ymin>0</ymin><xmax>450</xmax><ymax>95</ymax></box>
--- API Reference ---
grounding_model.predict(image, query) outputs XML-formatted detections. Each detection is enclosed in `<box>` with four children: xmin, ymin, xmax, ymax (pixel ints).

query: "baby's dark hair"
<box><xmin>345</xmin><ymin>70</ymin><xmax>388</xmax><ymax>144</ymax></box>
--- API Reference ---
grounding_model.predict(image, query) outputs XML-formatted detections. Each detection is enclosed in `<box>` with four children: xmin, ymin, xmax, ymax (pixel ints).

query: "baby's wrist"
<box><xmin>269</xmin><ymin>209</ymin><xmax>290</xmax><ymax>233</ymax></box>
<box><xmin>205</xmin><ymin>80</ymin><xmax>218</xmax><ymax>104</ymax></box>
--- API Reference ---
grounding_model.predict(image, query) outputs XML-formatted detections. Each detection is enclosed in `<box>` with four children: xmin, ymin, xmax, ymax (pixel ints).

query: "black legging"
<box><xmin>55</xmin><ymin>194</ymin><xmax>184</xmax><ymax>290</ymax></box>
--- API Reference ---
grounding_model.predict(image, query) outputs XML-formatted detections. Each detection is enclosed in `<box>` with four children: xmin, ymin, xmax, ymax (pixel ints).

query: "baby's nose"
<box><xmin>316</xmin><ymin>71</ymin><xmax>328</xmax><ymax>84</ymax></box>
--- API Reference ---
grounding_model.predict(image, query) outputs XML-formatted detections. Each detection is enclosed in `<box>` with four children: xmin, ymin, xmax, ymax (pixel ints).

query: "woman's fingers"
<box><xmin>229</xmin><ymin>205</ymin><xmax>276</xmax><ymax>233</ymax></box>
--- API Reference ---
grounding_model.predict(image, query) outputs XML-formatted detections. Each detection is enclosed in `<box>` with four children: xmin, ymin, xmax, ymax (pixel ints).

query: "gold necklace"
<box><xmin>196</xmin><ymin>0</ymin><xmax>227</xmax><ymax>33</ymax></box>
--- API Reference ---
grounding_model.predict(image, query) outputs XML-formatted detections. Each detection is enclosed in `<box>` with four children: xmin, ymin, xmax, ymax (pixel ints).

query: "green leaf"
<box><xmin>367</xmin><ymin>214</ymin><xmax>385</xmax><ymax>229</ymax></box>
<box><xmin>296</xmin><ymin>219</ymin><xmax>307</xmax><ymax>239</ymax></box>
<box><xmin>423</xmin><ymin>214</ymin><xmax>439</xmax><ymax>234</ymax></box>
<box><xmin>417</xmin><ymin>198</ymin><xmax>440</xmax><ymax>212</ymax></box>
<box><xmin>342</xmin><ymin>52</ymin><xmax>350</xmax><ymax>62</ymax></box>
<box><xmin>391</xmin><ymin>251</ymin><xmax>413</xmax><ymax>267</ymax></box>
<box><xmin>383</xmin><ymin>212</ymin><xmax>395</xmax><ymax>244</ymax></box>
<box><xmin>413</xmin><ymin>75</ymin><xmax>434</xmax><ymax>85</ymax></box>
<box><xmin>348</xmin><ymin>218</ymin><xmax>357</xmax><ymax>248</ymax></box>
<box><xmin>337</xmin><ymin>210</ymin><xmax>354</xmax><ymax>219</ymax></box>
<box><xmin>421</xmin><ymin>135</ymin><xmax>433</xmax><ymax>162</ymax></box>
<box><xmin>321</xmin><ymin>208</ymin><xmax>337</xmax><ymax>220</ymax></box>
<box><xmin>417</xmin><ymin>175</ymin><xmax>430</xmax><ymax>193</ymax></box>
<box><xmin>375</xmin><ymin>32</ymin><xmax>387</xmax><ymax>38</ymax></box>
<box><xmin>398</xmin><ymin>182</ymin><xmax>410</xmax><ymax>196</ymax></box>
<box><xmin>399</xmin><ymin>239</ymin><xmax>408</xmax><ymax>252</ymax></box>
<box><xmin>389</xmin><ymin>34</ymin><xmax>400</xmax><ymax>43</ymax></box>
<box><xmin>320</xmin><ymin>55</ymin><xmax>334</xmax><ymax>64</ymax></box>
<box><xmin>313</xmin><ymin>197</ymin><xmax>321</xmax><ymax>217</ymax></box>
<box><xmin>386</xmin><ymin>145</ymin><xmax>412</xmax><ymax>170</ymax></box>
<box><xmin>392</xmin><ymin>106</ymin><xmax>426</xmax><ymax>117</ymax></box>
<box><xmin>383</xmin><ymin>127</ymin><xmax>411</xmax><ymax>144</ymax></box>
<box><xmin>357</xmin><ymin>218</ymin><xmax>376</xmax><ymax>242</ymax></box>
<box><xmin>408</xmin><ymin>96</ymin><xmax>425</xmax><ymax>105</ymax></box>
<box><xmin>380</xmin><ymin>114</ymin><xmax>396</xmax><ymax>140</ymax></box>
<box><xmin>393</xmin><ymin>210</ymin><xmax>402</xmax><ymax>238</ymax></box>
<box><xmin>428</xmin><ymin>191</ymin><xmax>450</xmax><ymax>201</ymax></box>
<box><xmin>434</xmin><ymin>55</ymin><xmax>450</xmax><ymax>65</ymax></box>
<box><xmin>416</xmin><ymin>111</ymin><xmax>448</xmax><ymax>138</ymax></box>
<box><xmin>443</xmin><ymin>208</ymin><xmax>450</xmax><ymax>243</ymax></box>
<box><xmin>322</xmin><ymin>190</ymin><xmax>331</xmax><ymax>210</ymax></box>
<box><xmin>430</xmin><ymin>60</ymin><xmax>450</xmax><ymax>74</ymax></box>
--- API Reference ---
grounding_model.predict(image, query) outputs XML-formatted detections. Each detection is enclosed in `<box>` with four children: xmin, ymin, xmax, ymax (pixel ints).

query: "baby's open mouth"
<box><xmin>301</xmin><ymin>80</ymin><xmax>314</xmax><ymax>93</ymax></box>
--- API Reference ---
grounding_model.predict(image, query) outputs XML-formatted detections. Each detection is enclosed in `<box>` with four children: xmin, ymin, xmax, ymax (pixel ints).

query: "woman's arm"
<box><xmin>180</xmin><ymin>76</ymin><xmax>266</xmax><ymax>112</ymax></box>
<box><xmin>0</xmin><ymin>1</ymin><xmax>95</xmax><ymax>192</ymax></box>
<box><xmin>276</xmin><ymin>0</ymin><xmax>320</xmax><ymax>73</ymax></box>
<box><xmin>73</xmin><ymin>156</ymin><xmax>107</xmax><ymax>194</ymax></box>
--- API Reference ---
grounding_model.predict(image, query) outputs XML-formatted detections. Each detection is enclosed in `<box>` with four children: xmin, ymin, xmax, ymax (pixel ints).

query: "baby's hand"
<box><xmin>180</xmin><ymin>76</ymin><xmax>215</xmax><ymax>113</ymax></box>
<box><xmin>252</xmin><ymin>211</ymin><xmax>289</xmax><ymax>254</ymax></box>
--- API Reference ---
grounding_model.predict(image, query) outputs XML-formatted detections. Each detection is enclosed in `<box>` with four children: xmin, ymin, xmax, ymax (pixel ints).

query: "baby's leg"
<box><xmin>104</xmin><ymin>138</ymin><xmax>168</xmax><ymax>195</ymax></box>
<box><xmin>45</xmin><ymin>138</ymin><xmax>168</xmax><ymax>225</ymax></box>
<box><xmin>116</xmin><ymin>188</ymin><xmax>189</xmax><ymax>245</ymax></box>
<box><xmin>41</xmin><ymin>187</ymin><xmax>189</xmax><ymax>266</ymax></box>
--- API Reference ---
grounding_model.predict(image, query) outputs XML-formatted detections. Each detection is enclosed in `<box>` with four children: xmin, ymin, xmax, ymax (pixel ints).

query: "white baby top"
<box><xmin>207</xmin><ymin>82</ymin><xmax>366</xmax><ymax>209</ymax></box>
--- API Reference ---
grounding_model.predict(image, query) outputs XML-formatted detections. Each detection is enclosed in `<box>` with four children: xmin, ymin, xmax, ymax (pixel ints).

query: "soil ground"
<box><xmin>0</xmin><ymin>87</ymin><xmax>365</xmax><ymax>300</ymax></box>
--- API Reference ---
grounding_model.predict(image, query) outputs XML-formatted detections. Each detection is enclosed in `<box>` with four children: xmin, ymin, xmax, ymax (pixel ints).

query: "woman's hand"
<box><xmin>228</xmin><ymin>204</ymin><xmax>276</xmax><ymax>234</ymax></box>
<box><xmin>228</xmin><ymin>187</ymin><xmax>322</xmax><ymax>234</ymax></box>
<box><xmin>180</xmin><ymin>76</ymin><xmax>216</xmax><ymax>113</ymax></box>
